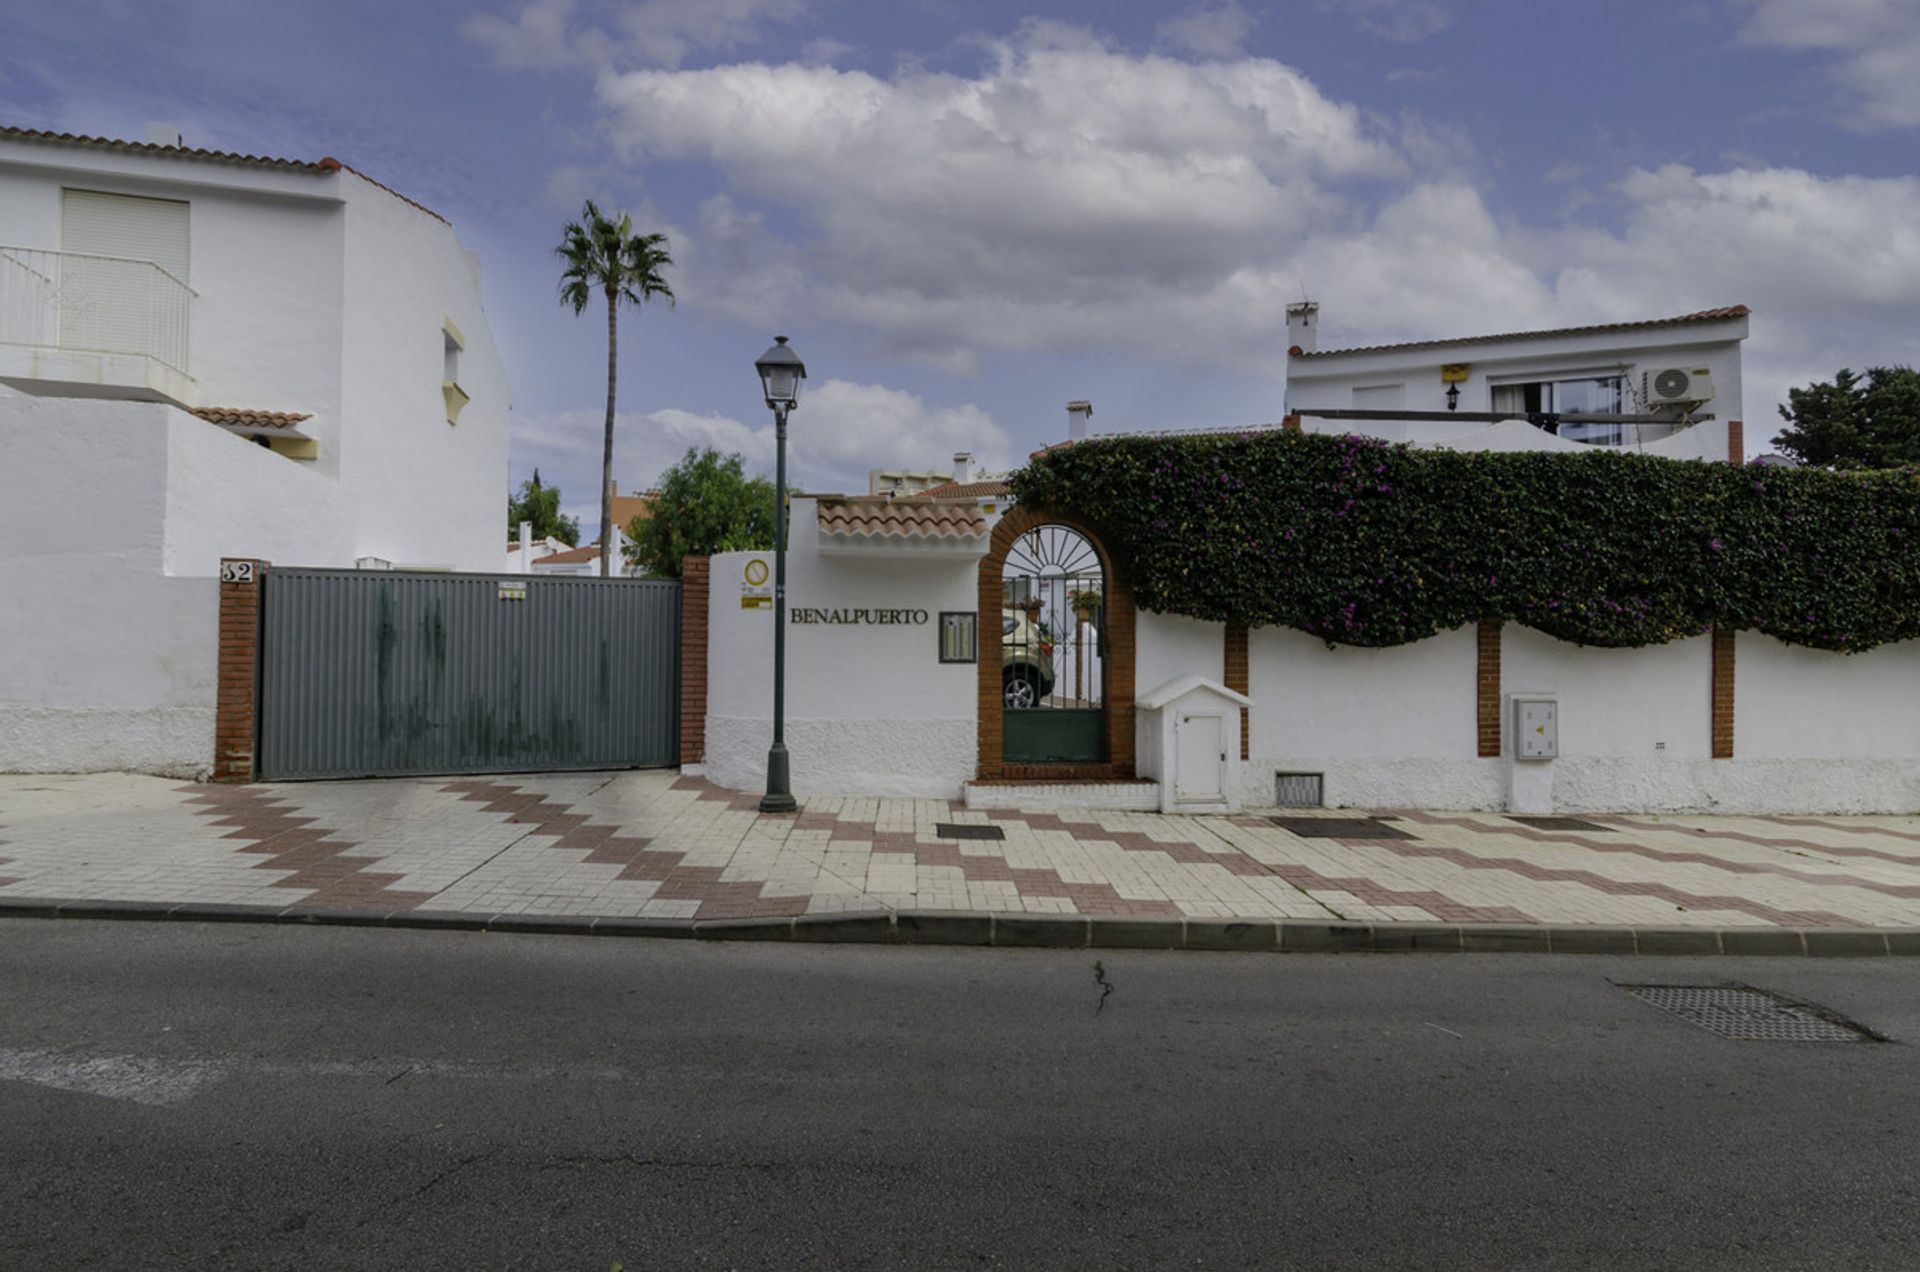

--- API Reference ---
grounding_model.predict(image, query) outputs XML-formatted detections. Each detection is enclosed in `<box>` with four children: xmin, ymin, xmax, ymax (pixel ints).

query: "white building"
<box><xmin>0</xmin><ymin>124</ymin><xmax>510</xmax><ymax>776</ymax></box>
<box><xmin>1284</xmin><ymin>303</ymin><xmax>1749</xmax><ymax>462</ymax></box>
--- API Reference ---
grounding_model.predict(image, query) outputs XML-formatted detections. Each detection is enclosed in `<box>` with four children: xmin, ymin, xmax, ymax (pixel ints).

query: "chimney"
<box><xmin>144</xmin><ymin>122</ymin><xmax>184</xmax><ymax>148</ymax></box>
<box><xmin>1066</xmin><ymin>400</ymin><xmax>1093</xmax><ymax>442</ymax></box>
<box><xmin>518</xmin><ymin>519</ymin><xmax>532</xmax><ymax>567</ymax></box>
<box><xmin>952</xmin><ymin>451</ymin><xmax>973</xmax><ymax>483</ymax></box>
<box><xmin>1286</xmin><ymin>300</ymin><xmax>1319</xmax><ymax>354</ymax></box>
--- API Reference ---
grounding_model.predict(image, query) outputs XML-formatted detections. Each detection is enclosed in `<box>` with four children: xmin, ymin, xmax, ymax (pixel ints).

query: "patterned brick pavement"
<box><xmin>3</xmin><ymin>770</ymin><xmax>1920</xmax><ymax>929</ymax></box>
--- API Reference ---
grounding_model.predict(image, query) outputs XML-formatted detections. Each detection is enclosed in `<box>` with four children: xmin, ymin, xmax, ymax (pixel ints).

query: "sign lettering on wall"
<box><xmin>790</xmin><ymin>607</ymin><xmax>930</xmax><ymax>626</ymax></box>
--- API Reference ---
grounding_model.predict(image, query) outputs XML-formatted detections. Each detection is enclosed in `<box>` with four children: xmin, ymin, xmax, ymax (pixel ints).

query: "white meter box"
<box><xmin>1512</xmin><ymin>696</ymin><xmax>1558</xmax><ymax>760</ymax></box>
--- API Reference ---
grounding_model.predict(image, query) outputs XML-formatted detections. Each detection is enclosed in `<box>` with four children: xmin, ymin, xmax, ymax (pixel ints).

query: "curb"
<box><xmin>2</xmin><ymin>897</ymin><xmax>1918</xmax><ymax>956</ymax></box>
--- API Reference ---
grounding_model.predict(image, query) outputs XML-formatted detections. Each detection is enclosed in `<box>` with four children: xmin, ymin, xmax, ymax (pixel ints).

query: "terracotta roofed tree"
<box><xmin>556</xmin><ymin>200</ymin><xmax>675</xmax><ymax>576</ymax></box>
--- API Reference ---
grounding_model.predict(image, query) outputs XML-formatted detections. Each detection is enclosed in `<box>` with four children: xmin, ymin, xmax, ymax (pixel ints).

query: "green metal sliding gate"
<box><xmin>257</xmin><ymin>568</ymin><xmax>679</xmax><ymax>780</ymax></box>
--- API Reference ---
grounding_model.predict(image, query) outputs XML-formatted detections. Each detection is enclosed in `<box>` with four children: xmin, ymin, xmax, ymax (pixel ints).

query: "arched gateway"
<box><xmin>975</xmin><ymin>506</ymin><xmax>1135</xmax><ymax>780</ymax></box>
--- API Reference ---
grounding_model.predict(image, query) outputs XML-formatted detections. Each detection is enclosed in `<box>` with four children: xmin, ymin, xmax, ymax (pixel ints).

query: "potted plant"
<box><xmin>1068</xmin><ymin>587</ymin><xmax>1102</xmax><ymax>623</ymax></box>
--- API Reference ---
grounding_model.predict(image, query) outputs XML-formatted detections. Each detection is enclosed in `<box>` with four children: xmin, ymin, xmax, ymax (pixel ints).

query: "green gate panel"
<box><xmin>258</xmin><ymin>569</ymin><xmax>680</xmax><ymax>780</ymax></box>
<box><xmin>1004</xmin><ymin>709</ymin><xmax>1105</xmax><ymax>763</ymax></box>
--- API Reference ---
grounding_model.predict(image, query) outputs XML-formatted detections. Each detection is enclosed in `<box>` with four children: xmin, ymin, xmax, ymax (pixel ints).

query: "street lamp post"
<box><xmin>755</xmin><ymin>335</ymin><xmax>806</xmax><ymax>814</ymax></box>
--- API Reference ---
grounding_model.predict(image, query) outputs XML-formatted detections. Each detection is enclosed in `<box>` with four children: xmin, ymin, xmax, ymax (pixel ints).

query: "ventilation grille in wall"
<box><xmin>1273</xmin><ymin>772</ymin><xmax>1324</xmax><ymax>808</ymax></box>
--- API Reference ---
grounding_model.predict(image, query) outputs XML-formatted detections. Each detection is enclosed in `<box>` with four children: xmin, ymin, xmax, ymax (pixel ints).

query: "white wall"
<box><xmin>704</xmin><ymin>500</ymin><xmax>982</xmax><ymax>797</ymax></box>
<box><xmin>1135</xmin><ymin>611</ymin><xmax>1225</xmax><ymax>696</ymax></box>
<box><xmin>1243</xmin><ymin>625</ymin><xmax>1499</xmax><ymax>809</ymax></box>
<box><xmin>1502</xmin><ymin>627</ymin><xmax>1715</xmax><ymax>812</ymax></box>
<box><xmin>0</xmin><ymin>397</ymin><xmax>216</xmax><ymax>776</ymax></box>
<box><xmin>336</xmin><ymin>175</ymin><xmax>509</xmax><ymax>572</ymax></box>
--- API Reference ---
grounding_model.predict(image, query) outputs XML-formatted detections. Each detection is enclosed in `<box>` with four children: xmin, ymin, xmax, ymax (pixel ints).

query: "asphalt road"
<box><xmin>3</xmin><ymin>921</ymin><xmax>1919</xmax><ymax>1270</ymax></box>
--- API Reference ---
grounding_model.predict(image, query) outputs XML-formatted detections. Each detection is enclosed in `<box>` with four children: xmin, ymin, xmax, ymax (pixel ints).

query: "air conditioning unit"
<box><xmin>1643</xmin><ymin>366</ymin><xmax>1715</xmax><ymax>407</ymax></box>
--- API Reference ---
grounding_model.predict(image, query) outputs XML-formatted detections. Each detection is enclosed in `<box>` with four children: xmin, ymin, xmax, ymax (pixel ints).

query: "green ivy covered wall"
<box><xmin>1008</xmin><ymin>430</ymin><xmax>1920</xmax><ymax>653</ymax></box>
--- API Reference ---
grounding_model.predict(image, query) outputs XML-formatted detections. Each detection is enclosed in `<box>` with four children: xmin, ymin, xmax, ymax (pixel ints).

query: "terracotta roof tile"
<box><xmin>908</xmin><ymin>478</ymin><xmax>1012</xmax><ymax>499</ymax></box>
<box><xmin>0</xmin><ymin>125</ymin><xmax>334</xmax><ymax>173</ymax></box>
<box><xmin>816</xmin><ymin>496</ymin><xmax>988</xmax><ymax>541</ymax></box>
<box><xmin>191</xmin><ymin>407</ymin><xmax>312</xmax><ymax>429</ymax></box>
<box><xmin>535</xmin><ymin>545</ymin><xmax>602</xmax><ymax>566</ymax></box>
<box><xmin>1291</xmin><ymin>306</ymin><xmax>1750</xmax><ymax>361</ymax></box>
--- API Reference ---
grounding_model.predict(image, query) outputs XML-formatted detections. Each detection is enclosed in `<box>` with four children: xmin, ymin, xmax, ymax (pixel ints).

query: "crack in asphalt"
<box><xmin>1093</xmin><ymin>960</ymin><xmax>1114</xmax><ymax>1015</ymax></box>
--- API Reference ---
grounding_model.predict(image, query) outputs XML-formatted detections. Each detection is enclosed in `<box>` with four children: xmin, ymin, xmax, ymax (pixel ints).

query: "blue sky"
<box><xmin>5</xmin><ymin>0</ymin><xmax>1918</xmax><ymax>527</ymax></box>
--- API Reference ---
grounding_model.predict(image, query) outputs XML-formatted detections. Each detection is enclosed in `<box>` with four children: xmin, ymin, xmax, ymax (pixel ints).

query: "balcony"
<box><xmin>0</xmin><ymin>245</ymin><xmax>196</xmax><ymax>406</ymax></box>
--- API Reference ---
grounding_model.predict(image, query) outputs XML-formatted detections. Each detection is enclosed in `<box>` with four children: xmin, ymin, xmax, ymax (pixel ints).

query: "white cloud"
<box><xmin>1317</xmin><ymin>0</ymin><xmax>1452</xmax><ymax>43</ymax></box>
<box><xmin>596</xmin><ymin>27</ymin><xmax>1401</xmax><ymax>367</ymax></box>
<box><xmin>1736</xmin><ymin>0</ymin><xmax>1920</xmax><ymax>128</ymax></box>
<box><xmin>1155</xmin><ymin>2</ymin><xmax>1259</xmax><ymax>58</ymax></box>
<box><xmin>464</xmin><ymin>0</ymin><xmax>809</xmax><ymax>71</ymax></box>
<box><xmin>511</xmin><ymin>380</ymin><xmax>1013</xmax><ymax>527</ymax></box>
<box><xmin>463</xmin><ymin>0</ymin><xmax>602</xmax><ymax>71</ymax></box>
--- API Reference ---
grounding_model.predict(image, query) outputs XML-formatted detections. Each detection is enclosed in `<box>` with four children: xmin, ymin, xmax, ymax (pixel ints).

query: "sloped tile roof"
<box><xmin>908</xmin><ymin>478</ymin><xmax>1012</xmax><ymax>499</ymax></box>
<box><xmin>1291</xmin><ymin>306</ymin><xmax>1750</xmax><ymax>360</ymax></box>
<box><xmin>816</xmin><ymin>496</ymin><xmax>988</xmax><ymax>541</ymax></box>
<box><xmin>0</xmin><ymin>126</ymin><xmax>447</xmax><ymax>224</ymax></box>
<box><xmin>191</xmin><ymin>407</ymin><xmax>312</xmax><ymax>430</ymax></box>
<box><xmin>535</xmin><ymin>544</ymin><xmax>602</xmax><ymax>566</ymax></box>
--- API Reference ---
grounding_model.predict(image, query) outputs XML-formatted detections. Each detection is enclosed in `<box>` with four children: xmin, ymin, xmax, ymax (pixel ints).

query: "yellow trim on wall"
<box><xmin>442</xmin><ymin>317</ymin><xmax>466</xmax><ymax>350</ymax></box>
<box><xmin>443</xmin><ymin>380</ymin><xmax>470</xmax><ymax>424</ymax></box>
<box><xmin>267</xmin><ymin>435</ymin><xmax>319</xmax><ymax>460</ymax></box>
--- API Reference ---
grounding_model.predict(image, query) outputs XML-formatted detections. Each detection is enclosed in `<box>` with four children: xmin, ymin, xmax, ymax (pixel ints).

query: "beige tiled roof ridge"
<box><xmin>1292</xmin><ymin>305</ymin><xmax>1750</xmax><ymax>360</ymax></box>
<box><xmin>815</xmin><ymin>495</ymin><xmax>988</xmax><ymax>540</ymax></box>
<box><xmin>190</xmin><ymin>407</ymin><xmax>312</xmax><ymax>429</ymax></box>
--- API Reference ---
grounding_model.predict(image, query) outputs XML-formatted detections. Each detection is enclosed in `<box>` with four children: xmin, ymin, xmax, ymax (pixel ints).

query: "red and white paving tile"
<box><xmin>3</xmin><ymin>770</ymin><xmax>1920</xmax><ymax>929</ymax></box>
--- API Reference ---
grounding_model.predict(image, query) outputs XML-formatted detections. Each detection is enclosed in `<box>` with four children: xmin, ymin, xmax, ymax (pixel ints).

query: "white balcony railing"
<box><xmin>0</xmin><ymin>245</ymin><xmax>192</xmax><ymax>375</ymax></box>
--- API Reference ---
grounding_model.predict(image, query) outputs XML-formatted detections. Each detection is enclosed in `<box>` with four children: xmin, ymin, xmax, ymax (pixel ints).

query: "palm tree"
<box><xmin>556</xmin><ymin>200</ymin><xmax>675</xmax><ymax>577</ymax></box>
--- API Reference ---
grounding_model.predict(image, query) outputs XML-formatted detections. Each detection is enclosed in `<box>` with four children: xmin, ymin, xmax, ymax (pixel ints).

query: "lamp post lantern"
<box><xmin>755</xmin><ymin>335</ymin><xmax>806</xmax><ymax>814</ymax></box>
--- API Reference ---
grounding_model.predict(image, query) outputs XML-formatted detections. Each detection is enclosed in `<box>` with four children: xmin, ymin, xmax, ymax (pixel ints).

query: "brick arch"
<box><xmin>976</xmin><ymin>506</ymin><xmax>1136</xmax><ymax>780</ymax></box>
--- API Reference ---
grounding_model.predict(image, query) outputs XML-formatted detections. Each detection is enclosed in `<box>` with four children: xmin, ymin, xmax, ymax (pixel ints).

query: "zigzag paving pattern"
<box><xmin>4</xmin><ymin>770</ymin><xmax>1920</xmax><ymax>928</ymax></box>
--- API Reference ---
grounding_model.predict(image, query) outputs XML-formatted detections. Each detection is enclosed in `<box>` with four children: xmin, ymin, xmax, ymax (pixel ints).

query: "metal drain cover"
<box><xmin>1509</xmin><ymin>815</ymin><xmax>1609</xmax><ymax>832</ymax></box>
<box><xmin>935</xmin><ymin>823</ymin><xmax>1006</xmax><ymax>841</ymax></box>
<box><xmin>1270</xmin><ymin>817</ymin><xmax>1413</xmax><ymax>840</ymax></box>
<box><xmin>1622</xmin><ymin>985</ymin><xmax>1875</xmax><ymax>1042</ymax></box>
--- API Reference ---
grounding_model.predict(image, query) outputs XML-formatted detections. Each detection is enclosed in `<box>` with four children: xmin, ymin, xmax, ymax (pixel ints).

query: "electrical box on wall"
<box><xmin>1512</xmin><ymin>696</ymin><xmax>1558</xmax><ymax>760</ymax></box>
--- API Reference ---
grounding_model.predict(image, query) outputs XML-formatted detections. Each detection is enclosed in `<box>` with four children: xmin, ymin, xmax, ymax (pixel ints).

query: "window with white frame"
<box><xmin>1490</xmin><ymin>374</ymin><xmax>1626</xmax><ymax>445</ymax></box>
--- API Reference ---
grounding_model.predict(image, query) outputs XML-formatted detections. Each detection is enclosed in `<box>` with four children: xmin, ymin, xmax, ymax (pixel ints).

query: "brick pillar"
<box><xmin>213</xmin><ymin>558</ymin><xmax>269</xmax><ymax>782</ymax></box>
<box><xmin>1224</xmin><ymin>622</ymin><xmax>1250</xmax><ymax>760</ymax></box>
<box><xmin>1711</xmin><ymin>627</ymin><xmax>1735</xmax><ymax>759</ymax></box>
<box><xmin>1712</xmin><ymin>421</ymin><xmax>1741</xmax><ymax>757</ymax></box>
<box><xmin>679</xmin><ymin>555</ymin><xmax>710</xmax><ymax>765</ymax></box>
<box><xmin>1476</xmin><ymin>619</ymin><xmax>1502</xmax><ymax>758</ymax></box>
<box><xmin>1282</xmin><ymin>413</ymin><xmax>1301</xmax><ymax>433</ymax></box>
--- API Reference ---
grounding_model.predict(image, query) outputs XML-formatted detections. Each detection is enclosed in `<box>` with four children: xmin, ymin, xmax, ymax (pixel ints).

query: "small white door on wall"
<box><xmin>1175</xmin><ymin>713</ymin><xmax>1225</xmax><ymax>802</ymax></box>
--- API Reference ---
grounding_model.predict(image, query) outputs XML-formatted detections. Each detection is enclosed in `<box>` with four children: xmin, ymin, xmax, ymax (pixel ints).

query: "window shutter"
<box><xmin>61</xmin><ymin>189</ymin><xmax>190</xmax><ymax>282</ymax></box>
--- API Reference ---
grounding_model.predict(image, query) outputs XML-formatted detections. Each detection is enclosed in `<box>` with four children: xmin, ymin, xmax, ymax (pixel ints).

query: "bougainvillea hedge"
<box><xmin>1008</xmin><ymin>430</ymin><xmax>1920</xmax><ymax>652</ymax></box>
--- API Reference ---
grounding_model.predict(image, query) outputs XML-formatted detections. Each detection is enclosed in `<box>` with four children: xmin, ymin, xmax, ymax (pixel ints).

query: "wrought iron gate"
<box><xmin>257</xmin><ymin>569</ymin><xmax>680</xmax><ymax>780</ymax></box>
<box><xmin>1001</xmin><ymin>524</ymin><xmax>1105</xmax><ymax>763</ymax></box>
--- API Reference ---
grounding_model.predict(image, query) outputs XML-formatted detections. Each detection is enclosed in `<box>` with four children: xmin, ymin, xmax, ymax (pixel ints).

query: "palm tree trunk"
<box><xmin>600</xmin><ymin>287</ymin><xmax>618</xmax><ymax>578</ymax></box>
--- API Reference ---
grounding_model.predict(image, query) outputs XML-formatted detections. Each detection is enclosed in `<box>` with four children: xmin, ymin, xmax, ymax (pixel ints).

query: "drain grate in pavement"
<box><xmin>935</xmin><ymin>823</ymin><xmax>1006</xmax><ymax>841</ymax></box>
<box><xmin>1269</xmin><ymin>816</ymin><xmax>1414</xmax><ymax>840</ymax></box>
<box><xmin>1621</xmin><ymin>985</ymin><xmax>1878</xmax><ymax>1042</ymax></box>
<box><xmin>1509</xmin><ymin>815</ymin><xmax>1609</xmax><ymax>832</ymax></box>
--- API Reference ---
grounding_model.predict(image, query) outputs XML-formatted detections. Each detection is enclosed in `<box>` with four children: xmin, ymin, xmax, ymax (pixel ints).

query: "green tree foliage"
<box><xmin>1774</xmin><ymin>366</ymin><xmax>1920</xmax><ymax>469</ymax></box>
<box><xmin>555</xmin><ymin>199</ymin><xmax>674</xmax><ymax>576</ymax></box>
<box><xmin>1010</xmin><ymin>429</ymin><xmax>1920</xmax><ymax>652</ymax></box>
<box><xmin>625</xmin><ymin>447</ymin><xmax>782</xmax><ymax>580</ymax></box>
<box><xmin>506</xmin><ymin>469</ymin><xmax>579</xmax><ymax>546</ymax></box>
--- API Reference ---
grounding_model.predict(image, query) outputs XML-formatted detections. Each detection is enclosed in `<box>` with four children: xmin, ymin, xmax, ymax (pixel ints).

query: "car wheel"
<box><xmin>1004</xmin><ymin>667</ymin><xmax>1041</xmax><ymax>710</ymax></box>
